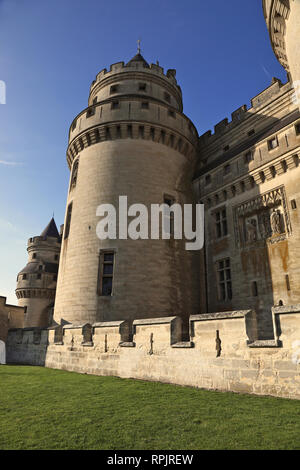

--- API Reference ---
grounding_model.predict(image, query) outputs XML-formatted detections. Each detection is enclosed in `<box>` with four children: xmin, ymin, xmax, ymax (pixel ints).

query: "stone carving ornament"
<box><xmin>270</xmin><ymin>209</ymin><xmax>282</xmax><ymax>235</ymax></box>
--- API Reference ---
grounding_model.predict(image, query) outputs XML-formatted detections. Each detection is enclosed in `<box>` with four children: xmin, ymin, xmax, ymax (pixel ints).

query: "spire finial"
<box><xmin>137</xmin><ymin>39</ymin><xmax>141</xmax><ymax>54</ymax></box>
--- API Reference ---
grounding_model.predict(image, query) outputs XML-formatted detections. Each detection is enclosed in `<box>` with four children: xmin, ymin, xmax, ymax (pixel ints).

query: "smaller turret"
<box><xmin>15</xmin><ymin>218</ymin><xmax>61</xmax><ymax>327</ymax></box>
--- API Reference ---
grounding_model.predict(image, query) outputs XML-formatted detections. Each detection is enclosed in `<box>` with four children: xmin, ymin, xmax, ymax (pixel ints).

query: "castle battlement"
<box><xmin>6</xmin><ymin>306</ymin><xmax>300</xmax><ymax>399</ymax></box>
<box><xmin>199</xmin><ymin>78</ymin><xmax>291</xmax><ymax>145</ymax></box>
<box><xmin>91</xmin><ymin>60</ymin><xmax>179</xmax><ymax>92</ymax></box>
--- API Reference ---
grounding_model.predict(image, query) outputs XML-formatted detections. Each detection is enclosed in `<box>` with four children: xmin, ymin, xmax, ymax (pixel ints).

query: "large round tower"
<box><xmin>16</xmin><ymin>218</ymin><xmax>61</xmax><ymax>327</ymax></box>
<box><xmin>53</xmin><ymin>51</ymin><xmax>200</xmax><ymax>328</ymax></box>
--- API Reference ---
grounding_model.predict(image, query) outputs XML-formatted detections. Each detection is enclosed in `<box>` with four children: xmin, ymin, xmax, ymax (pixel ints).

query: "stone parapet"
<box><xmin>6</xmin><ymin>308</ymin><xmax>300</xmax><ymax>400</ymax></box>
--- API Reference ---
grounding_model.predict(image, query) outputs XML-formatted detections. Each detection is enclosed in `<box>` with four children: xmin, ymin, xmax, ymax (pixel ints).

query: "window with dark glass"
<box><xmin>98</xmin><ymin>252</ymin><xmax>115</xmax><ymax>296</ymax></box>
<box><xmin>217</xmin><ymin>259</ymin><xmax>232</xmax><ymax>301</ymax></box>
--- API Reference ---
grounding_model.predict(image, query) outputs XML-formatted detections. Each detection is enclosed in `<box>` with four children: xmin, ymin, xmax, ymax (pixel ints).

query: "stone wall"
<box><xmin>6</xmin><ymin>307</ymin><xmax>300</xmax><ymax>400</ymax></box>
<box><xmin>0</xmin><ymin>296</ymin><xmax>25</xmax><ymax>342</ymax></box>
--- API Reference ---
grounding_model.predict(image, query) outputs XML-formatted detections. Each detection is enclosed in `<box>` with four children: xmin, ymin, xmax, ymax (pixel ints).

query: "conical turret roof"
<box><xmin>126</xmin><ymin>53</ymin><xmax>149</xmax><ymax>68</ymax></box>
<box><xmin>40</xmin><ymin>217</ymin><xmax>60</xmax><ymax>239</ymax></box>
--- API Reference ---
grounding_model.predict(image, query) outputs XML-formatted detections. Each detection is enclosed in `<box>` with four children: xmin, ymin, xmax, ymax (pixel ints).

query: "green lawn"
<box><xmin>0</xmin><ymin>365</ymin><xmax>299</xmax><ymax>450</ymax></box>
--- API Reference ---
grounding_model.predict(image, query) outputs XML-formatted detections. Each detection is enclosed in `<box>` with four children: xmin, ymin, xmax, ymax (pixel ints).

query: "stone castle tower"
<box><xmin>53</xmin><ymin>51</ymin><xmax>202</xmax><ymax>327</ymax></box>
<box><xmin>16</xmin><ymin>218</ymin><xmax>61</xmax><ymax>327</ymax></box>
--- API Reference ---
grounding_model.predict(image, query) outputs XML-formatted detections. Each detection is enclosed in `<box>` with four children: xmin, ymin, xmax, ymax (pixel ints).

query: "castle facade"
<box><xmin>3</xmin><ymin>1</ymin><xmax>300</xmax><ymax>399</ymax></box>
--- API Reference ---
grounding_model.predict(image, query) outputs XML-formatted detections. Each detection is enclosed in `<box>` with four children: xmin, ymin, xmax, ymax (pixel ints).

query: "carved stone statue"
<box><xmin>246</xmin><ymin>218</ymin><xmax>257</xmax><ymax>242</ymax></box>
<box><xmin>270</xmin><ymin>209</ymin><xmax>282</xmax><ymax>235</ymax></box>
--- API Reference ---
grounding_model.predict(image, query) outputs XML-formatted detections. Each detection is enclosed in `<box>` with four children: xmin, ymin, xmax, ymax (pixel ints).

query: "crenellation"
<box><xmin>6</xmin><ymin>306</ymin><xmax>300</xmax><ymax>399</ymax></box>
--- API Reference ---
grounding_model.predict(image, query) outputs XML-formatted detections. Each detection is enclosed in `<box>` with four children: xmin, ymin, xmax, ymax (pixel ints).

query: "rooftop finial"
<box><xmin>137</xmin><ymin>39</ymin><xmax>141</xmax><ymax>54</ymax></box>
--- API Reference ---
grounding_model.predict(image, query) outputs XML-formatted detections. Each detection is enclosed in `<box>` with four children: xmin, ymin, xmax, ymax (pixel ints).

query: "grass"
<box><xmin>0</xmin><ymin>365</ymin><xmax>299</xmax><ymax>450</ymax></box>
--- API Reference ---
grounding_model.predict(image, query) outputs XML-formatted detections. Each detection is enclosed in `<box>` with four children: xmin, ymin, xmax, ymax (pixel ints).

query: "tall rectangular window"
<box><xmin>98</xmin><ymin>251</ymin><xmax>115</xmax><ymax>296</ymax></box>
<box><xmin>215</xmin><ymin>208</ymin><xmax>228</xmax><ymax>238</ymax></box>
<box><xmin>64</xmin><ymin>203</ymin><xmax>73</xmax><ymax>239</ymax></box>
<box><xmin>217</xmin><ymin>258</ymin><xmax>232</xmax><ymax>301</ymax></box>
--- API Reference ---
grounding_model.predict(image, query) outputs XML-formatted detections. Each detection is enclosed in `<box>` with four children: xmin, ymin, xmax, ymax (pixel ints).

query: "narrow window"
<box><xmin>223</xmin><ymin>145</ymin><xmax>230</xmax><ymax>152</ymax></box>
<box><xmin>215</xmin><ymin>208</ymin><xmax>228</xmax><ymax>238</ymax></box>
<box><xmin>168</xmin><ymin>109</ymin><xmax>175</xmax><ymax>118</ymax></box>
<box><xmin>285</xmin><ymin>274</ymin><xmax>291</xmax><ymax>291</ymax></box>
<box><xmin>291</xmin><ymin>199</ymin><xmax>297</xmax><ymax>210</ymax></box>
<box><xmin>248</xmin><ymin>129</ymin><xmax>255</xmax><ymax>137</ymax></box>
<box><xmin>110</xmin><ymin>85</ymin><xmax>119</xmax><ymax>94</ymax></box>
<box><xmin>72</xmin><ymin>120</ymin><xmax>77</xmax><ymax>131</ymax></box>
<box><xmin>139</xmin><ymin>83</ymin><xmax>147</xmax><ymax>92</ymax></box>
<box><xmin>22</xmin><ymin>274</ymin><xmax>27</xmax><ymax>280</ymax></box>
<box><xmin>268</xmin><ymin>136</ymin><xmax>279</xmax><ymax>151</ymax></box>
<box><xmin>64</xmin><ymin>203</ymin><xmax>73</xmax><ymax>239</ymax></box>
<box><xmin>252</xmin><ymin>281</ymin><xmax>258</xmax><ymax>297</ymax></box>
<box><xmin>70</xmin><ymin>158</ymin><xmax>79</xmax><ymax>190</ymax></box>
<box><xmin>37</xmin><ymin>274</ymin><xmax>41</xmax><ymax>280</ymax></box>
<box><xmin>295</xmin><ymin>123</ymin><xmax>300</xmax><ymax>136</ymax></box>
<box><xmin>86</xmin><ymin>107</ymin><xmax>95</xmax><ymax>118</ymax></box>
<box><xmin>93</xmin><ymin>97</ymin><xmax>98</xmax><ymax>104</ymax></box>
<box><xmin>164</xmin><ymin>92</ymin><xmax>171</xmax><ymax>103</ymax></box>
<box><xmin>141</xmin><ymin>101</ymin><xmax>149</xmax><ymax>109</ymax></box>
<box><xmin>98</xmin><ymin>252</ymin><xmax>115</xmax><ymax>296</ymax></box>
<box><xmin>32</xmin><ymin>253</ymin><xmax>36</xmax><ymax>259</ymax></box>
<box><xmin>217</xmin><ymin>259</ymin><xmax>232</xmax><ymax>301</ymax></box>
<box><xmin>54</xmin><ymin>255</ymin><xmax>59</xmax><ymax>261</ymax></box>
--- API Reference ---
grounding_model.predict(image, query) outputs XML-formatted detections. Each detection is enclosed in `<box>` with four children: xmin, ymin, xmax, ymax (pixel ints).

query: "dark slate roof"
<box><xmin>194</xmin><ymin>109</ymin><xmax>300</xmax><ymax>180</ymax></box>
<box><xmin>126</xmin><ymin>53</ymin><xmax>149</xmax><ymax>68</ymax></box>
<box><xmin>40</xmin><ymin>218</ymin><xmax>60</xmax><ymax>239</ymax></box>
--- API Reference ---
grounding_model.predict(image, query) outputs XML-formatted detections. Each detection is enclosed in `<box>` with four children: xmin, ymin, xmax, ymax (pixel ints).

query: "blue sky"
<box><xmin>0</xmin><ymin>0</ymin><xmax>286</xmax><ymax>304</ymax></box>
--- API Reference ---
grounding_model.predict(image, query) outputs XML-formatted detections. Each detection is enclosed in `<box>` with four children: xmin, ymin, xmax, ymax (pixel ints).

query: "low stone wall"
<box><xmin>6</xmin><ymin>307</ymin><xmax>300</xmax><ymax>400</ymax></box>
